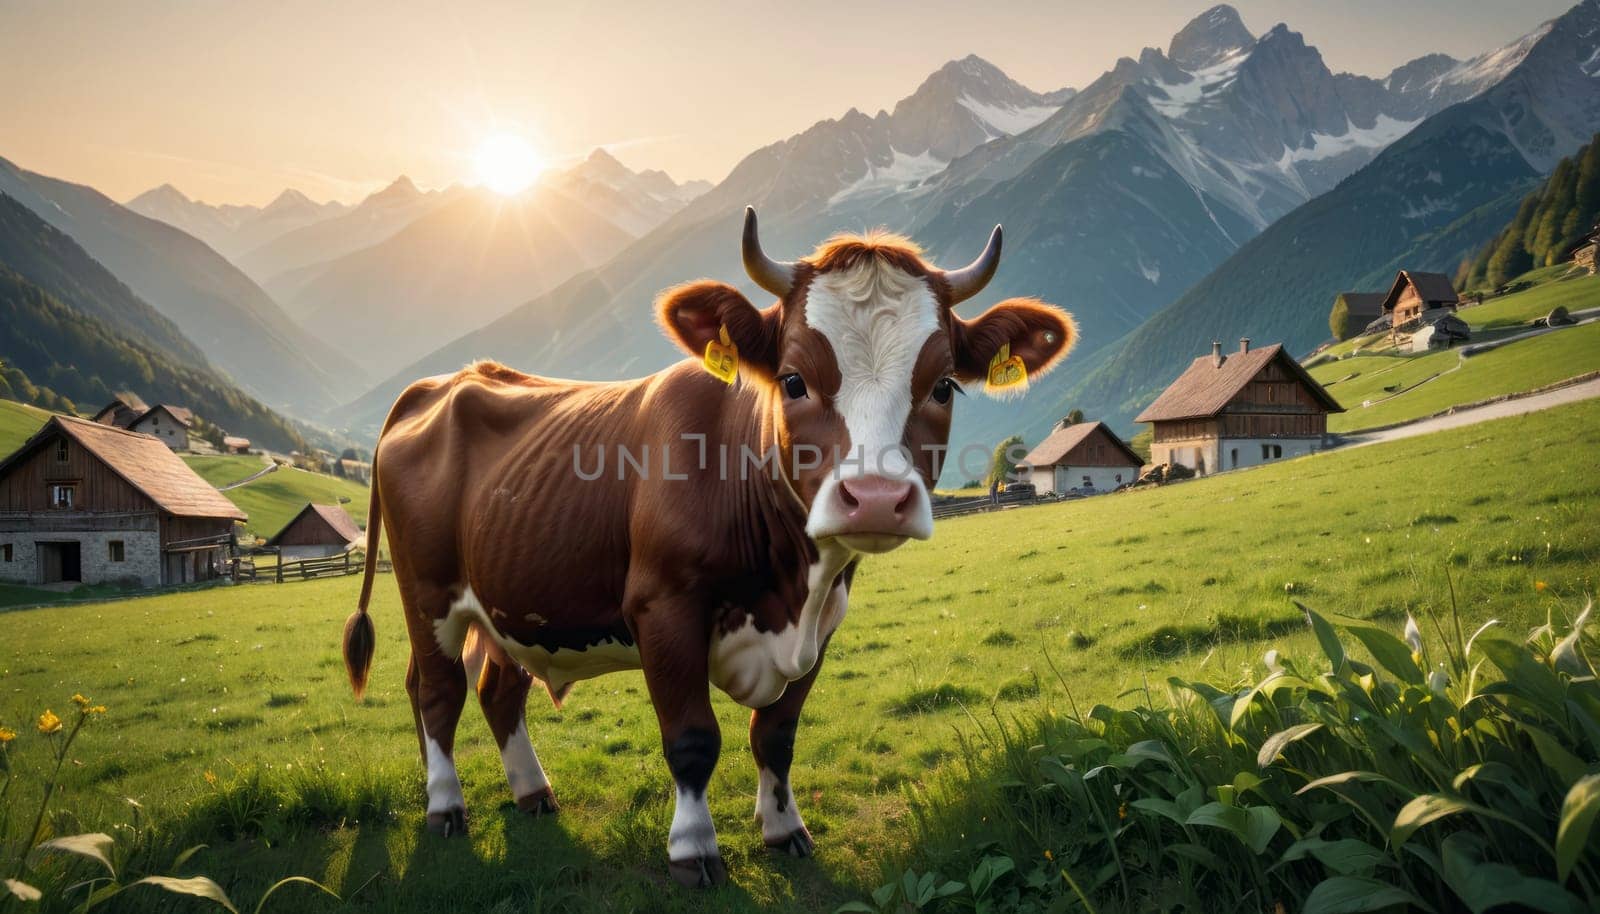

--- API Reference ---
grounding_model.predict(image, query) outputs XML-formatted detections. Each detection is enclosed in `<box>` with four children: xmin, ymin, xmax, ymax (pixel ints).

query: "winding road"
<box><xmin>1338</xmin><ymin>376</ymin><xmax>1600</xmax><ymax>450</ymax></box>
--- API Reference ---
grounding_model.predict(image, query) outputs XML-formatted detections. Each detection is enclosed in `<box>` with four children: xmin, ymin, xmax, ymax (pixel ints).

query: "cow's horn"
<box><xmin>943</xmin><ymin>224</ymin><xmax>1003</xmax><ymax>305</ymax></box>
<box><xmin>742</xmin><ymin>206</ymin><xmax>795</xmax><ymax>298</ymax></box>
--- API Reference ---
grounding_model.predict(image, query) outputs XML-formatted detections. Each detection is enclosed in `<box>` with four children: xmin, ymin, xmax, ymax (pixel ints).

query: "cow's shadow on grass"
<box><xmin>336</xmin><ymin>800</ymin><xmax>842</xmax><ymax>913</ymax></box>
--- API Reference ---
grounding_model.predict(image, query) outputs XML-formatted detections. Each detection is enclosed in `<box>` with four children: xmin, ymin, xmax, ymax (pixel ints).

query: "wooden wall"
<box><xmin>1062</xmin><ymin>426</ymin><xmax>1139</xmax><ymax>467</ymax></box>
<box><xmin>0</xmin><ymin>432</ymin><xmax>155</xmax><ymax>514</ymax></box>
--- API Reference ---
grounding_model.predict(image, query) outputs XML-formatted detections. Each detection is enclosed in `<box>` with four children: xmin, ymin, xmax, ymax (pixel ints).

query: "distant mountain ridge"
<box><xmin>0</xmin><ymin>194</ymin><xmax>310</xmax><ymax>452</ymax></box>
<box><xmin>334</xmin><ymin>4</ymin><xmax>1530</xmax><ymax>444</ymax></box>
<box><xmin>0</xmin><ymin>155</ymin><xmax>364</xmax><ymax>414</ymax></box>
<box><xmin>269</xmin><ymin>153</ymin><xmax>706</xmax><ymax>378</ymax></box>
<box><xmin>126</xmin><ymin>183</ymin><xmax>347</xmax><ymax>259</ymax></box>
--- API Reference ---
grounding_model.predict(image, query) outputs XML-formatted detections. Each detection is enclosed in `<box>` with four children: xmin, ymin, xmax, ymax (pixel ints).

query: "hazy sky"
<box><xmin>0</xmin><ymin>1</ymin><xmax>1574</xmax><ymax>206</ymax></box>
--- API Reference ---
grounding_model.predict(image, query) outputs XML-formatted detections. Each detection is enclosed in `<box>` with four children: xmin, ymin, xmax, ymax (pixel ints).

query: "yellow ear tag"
<box><xmin>987</xmin><ymin>342</ymin><xmax>1027</xmax><ymax>390</ymax></box>
<box><xmin>703</xmin><ymin>324</ymin><xmax>739</xmax><ymax>384</ymax></box>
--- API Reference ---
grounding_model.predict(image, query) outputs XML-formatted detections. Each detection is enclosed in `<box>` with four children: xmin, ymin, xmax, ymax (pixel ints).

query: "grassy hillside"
<box><xmin>184</xmin><ymin>455</ymin><xmax>370</xmax><ymax>540</ymax></box>
<box><xmin>0</xmin><ymin>396</ymin><xmax>51</xmax><ymax>455</ymax></box>
<box><xmin>2</xmin><ymin>398</ymin><xmax>1594</xmax><ymax>912</ymax></box>
<box><xmin>1310</xmin><ymin>268</ymin><xmax>1600</xmax><ymax>432</ymax></box>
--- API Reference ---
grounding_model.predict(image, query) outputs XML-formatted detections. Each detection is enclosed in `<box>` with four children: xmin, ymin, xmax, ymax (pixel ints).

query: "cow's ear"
<box><xmin>657</xmin><ymin>280</ymin><xmax>782</xmax><ymax>377</ymax></box>
<box><xmin>951</xmin><ymin>298</ymin><xmax>1076</xmax><ymax>395</ymax></box>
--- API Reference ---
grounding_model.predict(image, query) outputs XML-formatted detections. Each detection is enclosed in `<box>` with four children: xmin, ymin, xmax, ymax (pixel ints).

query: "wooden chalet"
<box><xmin>1567</xmin><ymin>223</ymin><xmax>1599</xmax><ymax>275</ymax></box>
<box><xmin>266</xmin><ymin>503</ymin><xmax>364</xmax><ymax>561</ymax></box>
<box><xmin>0</xmin><ymin>416</ymin><xmax>245</xmax><ymax>588</ymax></box>
<box><xmin>222</xmin><ymin>436</ymin><xmax>251</xmax><ymax>455</ymax></box>
<box><xmin>1021</xmin><ymin>420</ymin><xmax>1142</xmax><ymax>495</ymax></box>
<box><xmin>91</xmin><ymin>393</ymin><xmax>149</xmax><ymax>430</ymax></box>
<box><xmin>1135</xmin><ymin>339</ymin><xmax>1343</xmax><ymax>477</ymax></box>
<box><xmin>1381</xmin><ymin>270</ymin><xmax>1459</xmax><ymax>331</ymax></box>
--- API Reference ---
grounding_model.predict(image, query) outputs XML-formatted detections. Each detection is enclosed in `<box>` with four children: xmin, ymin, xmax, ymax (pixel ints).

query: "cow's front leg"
<box><xmin>751</xmin><ymin>637</ymin><xmax>827</xmax><ymax>856</ymax></box>
<box><xmin>633</xmin><ymin>592</ymin><xmax>726</xmax><ymax>888</ymax></box>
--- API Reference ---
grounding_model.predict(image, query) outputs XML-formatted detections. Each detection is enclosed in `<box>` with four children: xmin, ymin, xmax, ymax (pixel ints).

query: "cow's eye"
<box><xmin>779</xmin><ymin>373</ymin><xmax>808</xmax><ymax>400</ymax></box>
<box><xmin>931</xmin><ymin>377</ymin><xmax>962</xmax><ymax>405</ymax></box>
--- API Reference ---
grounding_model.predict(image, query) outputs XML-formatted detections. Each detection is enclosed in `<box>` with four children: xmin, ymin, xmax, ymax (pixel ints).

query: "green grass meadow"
<box><xmin>182</xmin><ymin>456</ymin><xmax>371</xmax><ymax>542</ymax></box>
<box><xmin>0</xmin><ymin>398</ymin><xmax>51</xmax><ymax>456</ymax></box>
<box><xmin>3</xmin><ymin>399</ymin><xmax>1596</xmax><ymax>912</ymax></box>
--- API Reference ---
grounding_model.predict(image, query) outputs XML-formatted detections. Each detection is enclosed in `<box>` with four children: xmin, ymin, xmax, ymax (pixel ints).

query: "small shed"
<box><xmin>222</xmin><ymin>436</ymin><xmax>251</xmax><ymax>455</ymax></box>
<box><xmin>130</xmin><ymin>405</ymin><xmax>194</xmax><ymax>452</ymax></box>
<box><xmin>1331</xmin><ymin>292</ymin><xmax>1386</xmax><ymax>341</ymax></box>
<box><xmin>1381</xmin><ymin>270</ymin><xmax>1459</xmax><ymax>331</ymax></box>
<box><xmin>1021</xmin><ymin>420</ymin><xmax>1142</xmax><ymax>495</ymax></box>
<box><xmin>266</xmin><ymin>503</ymin><xmax>363</xmax><ymax>560</ymax></box>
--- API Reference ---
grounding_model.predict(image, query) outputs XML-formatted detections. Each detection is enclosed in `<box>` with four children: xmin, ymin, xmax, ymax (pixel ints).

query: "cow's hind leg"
<box><xmin>465</xmin><ymin>628</ymin><xmax>557</xmax><ymax>815</ymax></box>
<box><xmin>403</xmin><ymin>608</ymin><xmax>471</xmax><ymax>836</ymax></box>
<box><xmin>751</xmin><ymin>641</ymin><xmax>827</xmax><ymax>857</ymax></box>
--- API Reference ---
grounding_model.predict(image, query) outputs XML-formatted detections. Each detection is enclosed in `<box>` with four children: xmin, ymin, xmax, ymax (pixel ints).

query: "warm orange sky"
<box><xmin>0</xmin><ymin>0</ymin><xmax>1571</xmax><ymax>206</ymax></box>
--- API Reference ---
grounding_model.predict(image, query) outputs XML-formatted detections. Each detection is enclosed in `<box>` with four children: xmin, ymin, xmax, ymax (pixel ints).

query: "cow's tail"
<box><xmin>343</xmin><ymin>464</ymin><xmax>382</xmax><ymax>700</ymax></box>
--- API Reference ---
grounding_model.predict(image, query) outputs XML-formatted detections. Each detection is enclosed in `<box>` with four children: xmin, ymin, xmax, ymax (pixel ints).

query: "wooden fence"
<box><xmin>231</xmin><ymin>551</ymin><xmax>390</xmax><ymax>584</ymax></box>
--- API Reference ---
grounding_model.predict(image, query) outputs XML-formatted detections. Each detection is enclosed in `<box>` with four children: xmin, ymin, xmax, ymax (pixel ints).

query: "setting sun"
<box><xmin>472</xmin><ymin>133</ymin><xmax>543</xmax><ymax>195</ymax></box>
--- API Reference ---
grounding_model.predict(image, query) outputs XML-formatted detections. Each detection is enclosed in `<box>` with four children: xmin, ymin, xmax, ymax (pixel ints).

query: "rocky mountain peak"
<box><xmin>1168</xmin><ymin>4</ymin><xmax>1256</xmax><ymax>70</ymax></box>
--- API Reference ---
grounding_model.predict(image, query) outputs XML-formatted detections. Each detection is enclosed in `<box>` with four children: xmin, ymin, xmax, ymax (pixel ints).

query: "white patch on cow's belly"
<box><xmin>442</xmin><ymin>587</ymin><xmax>641</xmax><ymax>693</ymax></box>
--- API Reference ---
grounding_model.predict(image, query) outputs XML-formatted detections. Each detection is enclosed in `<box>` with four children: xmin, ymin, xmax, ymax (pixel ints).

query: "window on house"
<box><xmin>1082</xmin><ymin>475</ymin><xmax>1092</xmax><ymax>487</ymax></box>
<box><xmin>55</xmin><ymin>439</ymin><xmax>68</xmax><ymax>462</ymax></box>
<box><xmin>49</xmin><ymin>484</ymin><xmax>75</xmax><ymax>509</ymax></box>
<box><xmin>1115</xmin><ymin>473</ymin><xmax>1123</xmax><ymax>483</ymax></box>
<box><xmin>2</xmin><ymin>544</ymin><xmax>11</xmax><ymax>562</ymax></box>
<box><xmin>1260</xmin><ymin>444</ymin><xmax>1282</xmax><ymax>460</ymax></box>
<box><xmin>108</xmin><ymin>540</ymin><xmax>125</xmax><ymax>562</ymax></box>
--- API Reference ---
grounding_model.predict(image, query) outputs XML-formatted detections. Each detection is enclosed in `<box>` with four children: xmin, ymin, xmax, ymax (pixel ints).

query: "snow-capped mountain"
<box><xmin>1061</xmin><ymin>0</ymin><xmax>1600</xmax><ymax>435</ymax></box>
<box><xmin>331</xmin><ymin>5</ymin><xmax>1544</xmax><ymax>439</ymax></box>
<box><xmin>126</xmin><ymin>184</ymin><xmax>346</xmax><ymax>259</ymax></box>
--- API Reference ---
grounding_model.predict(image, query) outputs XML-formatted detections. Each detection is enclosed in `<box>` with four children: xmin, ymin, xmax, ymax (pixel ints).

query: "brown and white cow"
<box><xmin>342</xmin><ymin>208</ymin><xmax>1073</xmax><ymax>886</ymax></box>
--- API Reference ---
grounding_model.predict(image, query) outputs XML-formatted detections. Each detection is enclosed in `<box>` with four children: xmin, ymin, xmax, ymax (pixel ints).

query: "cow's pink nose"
<box><xmin>835</xmin><ymin>476</ymin><xmax>916</xmax><ymax>534</ymax></box>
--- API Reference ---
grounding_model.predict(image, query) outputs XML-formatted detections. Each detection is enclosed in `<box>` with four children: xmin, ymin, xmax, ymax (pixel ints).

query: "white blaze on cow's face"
<box><xmin>781</xmin><ymin>256</ymin><xmax>943</xmax><ymax>553</ymax></box>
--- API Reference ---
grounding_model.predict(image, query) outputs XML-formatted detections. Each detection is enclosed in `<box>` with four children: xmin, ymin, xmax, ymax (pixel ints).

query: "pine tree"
<box><xmin>1486</xmin><ymin>195</ymin><xmax>1539</xmax><ymax>288</ymax></box>
<box><xmin>1531</xmin><ymin>159</ymin><xmax>1576</xmax><ymax>264</ymax></box>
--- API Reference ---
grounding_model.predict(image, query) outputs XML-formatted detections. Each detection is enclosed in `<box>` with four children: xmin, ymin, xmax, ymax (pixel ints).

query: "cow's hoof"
<box><xmin>765</xmin><ymin>827</ymin><xmax>815</xmax><ymax>857</ymax></box>
<box><xmin>668</xmin><ymin>854</ymin><xmax>728</xmax><ymax>888</ymax></box>
<box><xmin>516</xmin><ymin>788</ymin><xmax>560</xmax><ymax>817</ymax></box>
<box><xmin>426</xmin><ymin>807</ymin><xmax>467</xmax><ymax>837</ymax></box>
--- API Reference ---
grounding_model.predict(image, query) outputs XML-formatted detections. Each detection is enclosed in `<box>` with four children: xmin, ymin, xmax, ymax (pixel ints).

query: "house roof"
<box><xmin>0</xmin><ymin>416</ymin><xmax>245</xmax><ymax>520</ymax></box>
<box><xmin>1337</xmin><ymin>291</ymin><xmax>1387</xmax><ymax>317</ymax></box>
<box><xmin>1023</xmin><ymin>421</ymin><xmax>1142</xmax><ymax>468</ymax></box>
<box><xmin>222</xmin><ymin>436</ymin><xmax>250</xmax><ymax>449</ymax></box>
<box><xmin>1566</xmin><ymin>223</ymin><xmax>1600</xmax><ymax>257</ymax></box>
<box><xmin>1135</xmin><ymin>344</ymin><xmax>1343</xmax><ymax>423</ymax></box>
<box><xmin>137</xmin><ymin>404</ymin><xmax>194</xmax><ymax>428</ymax></box>
<box><xmin>1381</xmin><ymin>271</ymin><xmax>1458</xmax><ymax>312</ymax></box>
<box><xmin>266</xmin><ymin>503</ymin><xmax>363</xmax><ymax>547</ymax></box>
<box><xmin>91</xmin><ymin>393</ymin><xmax>149</xmax><ymax>425</ymax></box>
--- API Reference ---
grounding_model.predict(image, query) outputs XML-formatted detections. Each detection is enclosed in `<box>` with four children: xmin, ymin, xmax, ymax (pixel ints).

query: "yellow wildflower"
<box><xmin>203</xmin><ymin>770</ymin><xmax>218</xmax><ymax>787</ymax></box>
<box><xmin>37</xmin><ymin>710</ymin><xmax>62</xmax><ymax>734</ymax></box>
<box><xmin>1118</xmin><ymin>803</ymin><xmax>1128</xmax><ymax>821</ymax></box>
<box><xmin>88</xmin><ymin>705</ymin><xmax>107</xmax><ymax>716</ymax></box>
<box><xmin>1043</xmin><ymin>849</ymin><xmax>1054</xmax><ymax>861</ymax></box>
<box><xmin>0</xmin><ymin>725</ymin><xmax>15</xmax><ymax>743</ymax></box>
<box><xmin>1535</xmin><ymin>581</ymin><xmax>1548</xmax><ymax>592</ymax></box>
<box><xmin>71</xmin><ymin>693</ymin><xmax>91</xmax><ymax>709</ymax></box>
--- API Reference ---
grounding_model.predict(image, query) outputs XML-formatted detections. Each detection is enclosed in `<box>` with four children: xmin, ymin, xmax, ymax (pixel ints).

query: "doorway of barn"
<box><xmin>37</xmin><ymin>541</ymin><xmax>82</xmax><ymax>584</ymax></box>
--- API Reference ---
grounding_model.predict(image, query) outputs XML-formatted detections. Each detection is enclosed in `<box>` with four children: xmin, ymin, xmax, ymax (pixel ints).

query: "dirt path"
<box><xmin>216</xmin><ymin>459</ymin><xmax>279</xmax><ymax>491</ymax></box>
<box><xmin>1338</xmin><ymin>376</ymin><xmax>1600</xmax><ymax>449</ymax></box>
